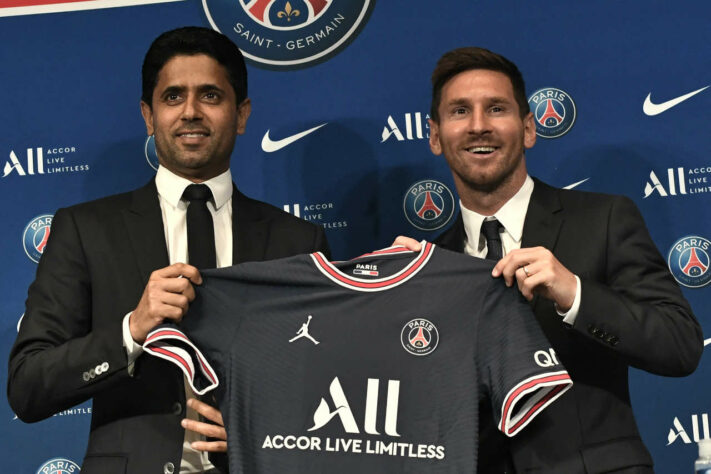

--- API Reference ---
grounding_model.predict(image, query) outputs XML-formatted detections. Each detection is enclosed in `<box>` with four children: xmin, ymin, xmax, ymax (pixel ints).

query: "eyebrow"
<box><xmin>445</xmin><ymin>95</ymin><xmax>513</xmax><ymax>106</ymax></box>
<box><xmin>160</xmin><ymin>84</ymin><xmax>225</xmax><ymax>96</ymax></box>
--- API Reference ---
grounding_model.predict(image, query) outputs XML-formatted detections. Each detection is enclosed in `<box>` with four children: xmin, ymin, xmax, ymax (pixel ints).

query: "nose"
<box><xmin>181</xmin><ymin>94</ymin><xmax>203</xmax><ymax>121</ymax></box>
<box><xmin>467</xmin><ymin>108</ymin><xmax>491</xmax><ymax>134</ymax></box>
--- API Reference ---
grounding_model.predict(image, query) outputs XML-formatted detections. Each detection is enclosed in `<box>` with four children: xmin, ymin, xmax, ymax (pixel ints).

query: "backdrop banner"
<box><xmin>1</xmin><ymin>1</ymin><xmax>709</xmax><ymax>472</ymax></box>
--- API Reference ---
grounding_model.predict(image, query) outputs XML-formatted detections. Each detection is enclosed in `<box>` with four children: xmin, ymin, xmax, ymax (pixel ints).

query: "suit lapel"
<box><xmin>521</xmin><ymin>178</ymin><xmax>563</xmax><ymax>250</ymax></box>
<box><xmin>232</xmin><ymin>185</ymin><xmax>270</xmax><ymax>264</ymax></box>
<box><xmin>122</xmin><ymin>180</ymin><xmax>170</xmax><ymax>284</ymax></box>
<box><xmin>434</xmin><ymin>213</ymin><xmax>466</xmax><ymax>252</ymax></box>
<box><xmin>522</xmin><ymin>178</ymin><xmax>564</xmax><ymax>308</ymax></box>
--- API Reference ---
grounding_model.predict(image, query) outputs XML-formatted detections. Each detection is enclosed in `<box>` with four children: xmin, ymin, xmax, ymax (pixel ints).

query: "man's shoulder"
<box><xmin>533</xmin><ymin>177</ymin><xmax>633</xmax><ymax>210</ymax></box>
<box><xmin>55</xmin><ymin>182</ymin><xmax>154</xmax><ymax>222</ymax></box>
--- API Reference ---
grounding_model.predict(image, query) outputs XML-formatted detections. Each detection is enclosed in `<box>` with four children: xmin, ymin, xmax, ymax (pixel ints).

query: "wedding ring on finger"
<box><xmin>522</xmin><ymin>265</ymin><xmax>531</xmax><ymax>277</ymax></box>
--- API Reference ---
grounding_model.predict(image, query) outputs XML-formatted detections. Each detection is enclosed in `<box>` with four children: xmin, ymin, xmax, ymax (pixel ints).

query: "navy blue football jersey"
<box><xmin>144</xmin><ymin>242</ymin><xmax>571</xmax><ymax>473</ymax></box>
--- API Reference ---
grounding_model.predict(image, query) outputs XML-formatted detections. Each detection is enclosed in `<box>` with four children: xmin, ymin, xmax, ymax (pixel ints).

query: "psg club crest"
<box><xmin>403</xmin><ymin>179</ymin><xmax>455</xmax><ymax>231</ymax></box>
<box><xmin>144</xmin><ymin>135</ymin><xmax>159</xmax><ymax>171</ymax></box>
<box><xmin>527</xmin><ymin>87</ymin><xmax>576</xmax><ymax>138</ymax></box>
<box><xmin>401</xmin><ymin>318</ymin><xmax>439</xmax><ymax>356</ymax></box>
<box><xmin>202</xmin><ymin>0</ymin><xmax>376</xmax><ymax>69</ymax></box>
<box><xmin>667</xmin><ymin>235</ymin><xmax>711</xmax><ymax>288</ymax></box>
<box><xmin>23</xmin><ymin>214</ymin><xmax>53</xmax><ymax>263</ymax></box>
<box><xmin>35</xmin><ymin>457</ymin><xmax>80</xmax><ymax>474</ymax></box>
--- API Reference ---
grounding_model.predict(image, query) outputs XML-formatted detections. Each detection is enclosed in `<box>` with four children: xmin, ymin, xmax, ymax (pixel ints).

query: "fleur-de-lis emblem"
<box><xmin>277</xmin><ymin>1</ymin><xmax>300</xmax><ymax>21</ymax></box>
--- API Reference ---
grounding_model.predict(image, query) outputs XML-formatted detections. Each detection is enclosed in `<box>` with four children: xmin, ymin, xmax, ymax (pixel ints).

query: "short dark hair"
<box><xmin>142</xmin><ymin>26</ymin><xmax>248</xmax><ymax>106</ymax></box>
<box><xmin>430</xmin><ymin>47</ymin><xmax>529</xmax><ymax>122</ymax></box>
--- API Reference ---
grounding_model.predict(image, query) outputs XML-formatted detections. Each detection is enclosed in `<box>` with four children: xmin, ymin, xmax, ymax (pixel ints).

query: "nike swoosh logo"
<box><xmin>563</xmin><ymin>178</ymin><xmax>589</xmax><ymax>190</ymax></box>
<box><xmin>704</xmin><ymin>338</ymin><xmax>711</xmax><ymax>347</ymax></box>
<box><xmin>643</xmin><ymin>86</ymin><xmax>709</xmax><ymax>116</ymax></box>
<box><xmin>261</xmin><ymin>123</ymin><xmax>328</xmax><ymax>153</ymax></box>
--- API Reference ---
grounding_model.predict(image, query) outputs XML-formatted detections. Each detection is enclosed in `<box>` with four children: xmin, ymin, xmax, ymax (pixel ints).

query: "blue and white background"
<box><xmin>1</xmin><ymin>1</ymin><xmax>709</xmax><ymax>472</ymax></box>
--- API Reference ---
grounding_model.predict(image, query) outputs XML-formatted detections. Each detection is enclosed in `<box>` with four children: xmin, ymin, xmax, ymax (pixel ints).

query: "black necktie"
<box><xmin>481</xmin><ymin>219</ymin><xmax>503</xmax><ymax>261</ymax></box>
<box><xmin>182</xmin><ymin>184</ymin><xmax>216</xmax><ymax>269</ymax></box>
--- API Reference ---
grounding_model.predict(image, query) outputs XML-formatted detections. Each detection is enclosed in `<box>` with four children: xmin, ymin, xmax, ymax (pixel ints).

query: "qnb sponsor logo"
<box><xmin>23</xmin><ymin>215</ymin><xmax>53</xmax><ymax>263</ymax></box>
<box><xmin>527</xmin><ymin>88</ymin><xmax>576</xmax><ymax>139</ymax></box>
<box><xmin>381</xmin><ymin>112</ymin><xmax>430</xmax><ymax>142</ymax></box>
<box><xmin>283</xmin><ymin>202</ymin><xmax>348</xmax><ymax>229</ymax></box>
<box><xmin>644</xmin><ymin>167</ymin><xmax>711</xmax><ymax>198</ymax></box>
<box><xmin>403</xmin><ymin>180</ymin><xmax>455</xmax><ymax>231</ymax></box>
<box><xmin>667</xmin><ymin>236</ymin><xmax>711</xmax><ymax>288</ymax></box>
<box><xmin>261</xmin><ymin>376</ymin><xmax>446</xmax><ymax>460</ymax></box>
<box><xmin>204</xmin><ymin>0</ymin><xmax>375</xmax><ymax>69</ymax></box>
<box><xmin>35</xmin><ymin>457</ymin><xmax>80</xmax><ymax>474</ymax></box>
<box><xmin>2</xmin><ymin>146</ymin><xmax>88</xmax><ymax>178</ymax></box>
<box><xmin>667</xmin><ymin>413</ymin><xmax>710</xmax><ymax>445</ymax></box>
<box><xmin>534</xmin><ymin>348</ymin><xmax>560</xmax><ymax>368</ymax></box>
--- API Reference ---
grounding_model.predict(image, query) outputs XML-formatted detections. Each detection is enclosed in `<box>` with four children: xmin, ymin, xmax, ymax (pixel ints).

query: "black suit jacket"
<box><xmin>8</xmin><ymin>179</ymin><xmax>330</xmax><ymax>474</ymax></box>
<box><xmin>435</xmin><ymin>178</ymin><xmax>702</xmax><ymax>473</ymax></box>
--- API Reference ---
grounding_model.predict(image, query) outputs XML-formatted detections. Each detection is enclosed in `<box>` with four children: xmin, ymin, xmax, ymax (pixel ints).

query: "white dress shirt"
<box><xmin>459</xmin><ymin>175</ymin><xmax>581</xmax><ymax>324</ymax></box>
<box><xmin>122</xmin><ymin>165</ymin><xmax>233</xmax><ymax>473</ymax></box>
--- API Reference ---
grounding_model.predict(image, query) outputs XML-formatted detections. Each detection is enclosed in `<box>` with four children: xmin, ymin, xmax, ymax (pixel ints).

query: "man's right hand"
<box><xmin>129</xmin><ymin>263</ymin><xmax>202</xmax><ymax>344</ymax></box>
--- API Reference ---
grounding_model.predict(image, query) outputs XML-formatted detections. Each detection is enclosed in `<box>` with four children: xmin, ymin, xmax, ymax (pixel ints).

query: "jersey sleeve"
<box><xmin>143</xmin><ymin>324</ymin><xmax>219</xmax><ymax>395</ymax></box>
<box><xmin>476</xmin><ymin>279</ymin><xmax>572</xmax><ymax>437</ymax></box>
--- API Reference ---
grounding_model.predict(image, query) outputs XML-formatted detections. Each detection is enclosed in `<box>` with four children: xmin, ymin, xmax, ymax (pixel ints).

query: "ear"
<box><xmin>236</xmin><ymin>98</ymin><xmax>252</xmax><ymax>135</ymax></box>
<box><xmin>523</xmin><ymin>112</ymin><xmax>536</xmax><ymax>150</ymax></box>
<box><xmin>140</xmin><ymin>101</ymin><xmax>154</xmax><ymax>136</ymax></box>
<box><xmin>428</xmin><ymin>118</ymin><xmax>442</xmax><ymax>155</ymax></box>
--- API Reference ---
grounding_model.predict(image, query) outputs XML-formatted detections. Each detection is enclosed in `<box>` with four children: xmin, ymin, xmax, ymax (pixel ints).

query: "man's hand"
<box><xmin>129</xmin><ymin>263</ymin><xmax>202</xmax><ymax>343</ymax></box>
<box><xmin>392</xmin><ymin>236</ymin><xmax>421</xmax><ymax>251</ymax></box>
<box><xmin>492</xmin><ymin>247</ymin><xmax>577</xmax><ymax>311</ymax></box>
<box><xmin>182</xmin><ymin>398</ymin><xmax>227</xmax><ymax>452</ymax></box>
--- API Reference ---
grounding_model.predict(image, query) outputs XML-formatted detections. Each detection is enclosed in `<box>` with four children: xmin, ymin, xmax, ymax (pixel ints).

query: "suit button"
<box><xmin>82</xmin><ymin>372</ymin><xmax>90</xmax><ymax>382</ymax></box>
<box><xmin>172</xmin><ymin>402</ymin><xmax>183</xmax><ymax>415</ymax></box>
<box><xmin>101</xmin><ymin>362</ymin><xmax>109</xmax><ymax>371</ymax></box>
<box><xmin>587</xmin><ymin>325</ymin><xmax>596</xmax><ymax>335</ymax></box>
<box><xmin>163</xmin><ymin>462</ymin><xmax>175</xmax><ymax>474</ymax></box>
<box><xmin>607</xmin><ymin>335</ymin><xmax>619</xmax><ymax>346</ymax></box>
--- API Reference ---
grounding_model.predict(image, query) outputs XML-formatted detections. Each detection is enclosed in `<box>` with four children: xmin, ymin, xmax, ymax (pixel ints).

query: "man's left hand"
<box><xmin>182</xmin><ymin>398</ymin><xmax>227</xmax><ymax>452</ymax></box>
<box><xmin>492</xmin><ymin>246</ymin><xmax>577</xmax><ymax>311</ymax></box>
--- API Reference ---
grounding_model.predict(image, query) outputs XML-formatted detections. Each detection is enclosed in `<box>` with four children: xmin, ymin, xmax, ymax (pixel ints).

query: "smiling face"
<box><xmin>140</xmin><ymin>54</ymin><xmax>251</xmax><ymax>182</ymax></box>
<box><xmin>429</xmin><ymin>69</ymin><xmax>536</xmax><ymax>208</ymax></box>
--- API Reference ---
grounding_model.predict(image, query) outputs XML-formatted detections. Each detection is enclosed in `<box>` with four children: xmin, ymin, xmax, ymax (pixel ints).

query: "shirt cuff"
<box><xmin>556</xmin><ymin>275</ymin><xmax>581</xmax><ymax>326</ymax></box>
<box><xmin>122</xmin><ymin>312</ymin><xmax>143</xmax><ymax>375</ymax></box>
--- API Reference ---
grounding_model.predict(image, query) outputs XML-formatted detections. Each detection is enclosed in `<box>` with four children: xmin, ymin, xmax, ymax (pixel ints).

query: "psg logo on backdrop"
<box><xmin>527</xmin><ymin>87</ymin><xmax>576</xmax><ymax>138</ymax></box>
<box><xmin>667</xmin><ymin>235</ymin><xmax>711</xmax><ymax>288</ymax></box>
<box><xmin>23</xmin><ymin>214</ymin><xmax>53</xmax><ymax>263</ymax></box>
<box><xmin>401</xmin><ymin>318</ymin><xmax>439</xmax><ymax>356</ymax></box>
<box><xmin>35</xmin><ymin>457</ymin><xmax>80</xmax><ymax>474</ymax></box>
<box><xmin>144</xmin><ymin>135</ymin><xmax>159</xmax><ymax>171</ymax></box>
<box><xmin>202</xmin><ymin>0</ymin><xmax>376</xmax><ymax>69</ymax></box>
<box><xmin>403</xmin><ymin>179</ymin><xmax>454</xmax><ymax>231</ymax></box>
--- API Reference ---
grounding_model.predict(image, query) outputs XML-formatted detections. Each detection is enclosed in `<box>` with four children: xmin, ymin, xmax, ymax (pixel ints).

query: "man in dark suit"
<box><xmin>8</xmin><ymin>27</ymin><xmax>329</xmax><ymax>473</ymax></box>
<box><xmin>399</xmin><ymin>47</ymin><xmax>703</xmax><ymax>473</ymax></box>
